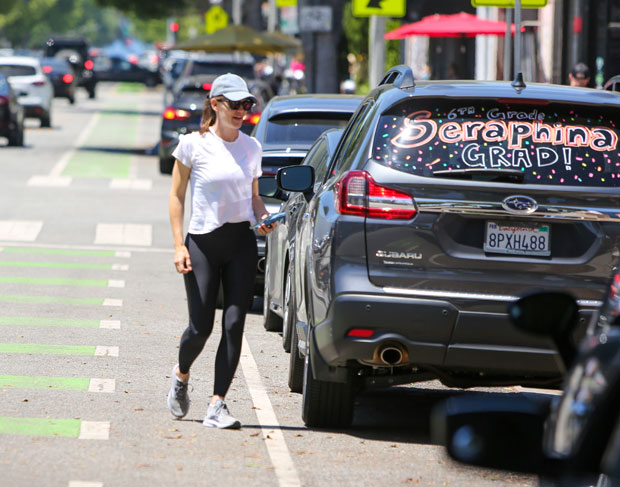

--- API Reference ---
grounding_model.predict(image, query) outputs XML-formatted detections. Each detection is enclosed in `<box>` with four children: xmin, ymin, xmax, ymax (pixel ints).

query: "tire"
<box><xmin>7</xmin><ymin>122</ymin><xmax>24</xmax><ymax>146</ymax></box>
<box><xmin>282</xmin><ymin>263</ymin><xmax>294</xmax><ymax>351</ymax></box>
<box><xmin>68</xmin><ymin>95</ymin><xmax>75</xmax><ymax>105</ymax></box>
<box><xmin>302</xmin><ymin>351</ymin><xmax>355</xmax><ymax>428</ymax></box>
<box><xmin>88</xmin><ymin>85</ymin><xmax>96</xmax><ymax>99</ymax></box>
<box><xmin>159</xmin><ymin>157</ymin><xmax>175</xmax><ymax>175</ymax></box>
<box><xmin>263</xmin><ymin>257</ymin><xmax>282</xmax><ymax>331</ymax></box>
<box><xmin>288</xmin><ymin>314</ymin><xmax>304</xmax><ymax>393</ymax></box>
<box><xmin>40</xmin><ymin>111</ymin><xmax>51</xmax><ymax>128</ymax></box>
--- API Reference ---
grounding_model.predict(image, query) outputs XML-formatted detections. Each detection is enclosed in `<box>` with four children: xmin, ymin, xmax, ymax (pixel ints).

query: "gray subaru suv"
<box><xmin>273</xmin><ymin>66</ymin><xmax>620</xmax><ymax>428</ymax></box>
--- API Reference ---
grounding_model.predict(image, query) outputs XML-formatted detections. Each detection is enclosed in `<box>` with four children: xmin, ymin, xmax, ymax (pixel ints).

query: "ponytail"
<box><xmin>199</xmin><ymin>97</ymin><xmax>217</xmax><ymax>134</ymax></box>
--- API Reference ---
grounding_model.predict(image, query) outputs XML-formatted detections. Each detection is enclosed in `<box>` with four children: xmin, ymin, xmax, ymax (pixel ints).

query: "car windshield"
<box><xmin>0</xmin><ymin>65</ymin><xmax>36</xmax><ymax>77</ymax></box>
<box><xmin>190</xmin><ymin>61</ymin><xmax>254</xmax><ymax>80</ymax></box>
<box><xmin>264</xmin><ymin>114</ymin><xmax>351</xmax><ymax>146</ymax></box>
<box><xmin>373</xmin><ymin>98</ymin><xmax>620</xmax><ymax>187</ymax></box>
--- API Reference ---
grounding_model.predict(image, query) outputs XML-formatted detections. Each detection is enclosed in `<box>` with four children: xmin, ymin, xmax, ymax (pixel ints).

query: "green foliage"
<box><xmin>94</xmin><ymin>0</ymin><xmax>188</xmax><ymax>18</ymax></box>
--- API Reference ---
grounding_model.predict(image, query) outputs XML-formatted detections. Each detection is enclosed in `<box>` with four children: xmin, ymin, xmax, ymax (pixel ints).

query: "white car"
<box><xmin>0</xmin><ymin>56</ymin><xmax>53</xmax><ymax>127</ymax></box>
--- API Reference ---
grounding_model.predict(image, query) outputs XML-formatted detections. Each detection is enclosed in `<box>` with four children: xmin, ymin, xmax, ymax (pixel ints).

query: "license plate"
<box><xmin>484</xmin><ymin>221</ymin><xmax>550</xmax><ymax>256</ymax></box>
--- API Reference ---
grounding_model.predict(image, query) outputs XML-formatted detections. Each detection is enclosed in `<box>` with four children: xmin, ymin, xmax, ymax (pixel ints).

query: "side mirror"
<box><xmin>277</xmin><ymin>165</ymin><xmax>314</xmax><ymax>193</ymax></box>
<box><xmin>431</xmin><ymin>394</ymin><xmax>553</xmax><ymax>474</ymax></box>
<box><xmin>508</xmin><ymin>292</ymin><xmax>579</xmax><ymax>371</ymax></box>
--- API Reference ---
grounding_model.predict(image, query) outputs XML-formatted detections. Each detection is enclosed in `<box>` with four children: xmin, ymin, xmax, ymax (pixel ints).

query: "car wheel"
<box><xmin>40</xmin><ymin>111</ymin><xmax>51</xmax><ymax>128</ymax></box>
<box><xmin>302</xmin><ymin>350</ymin><xmax>355</xmax><ymax>428</ymax></box>
<box><xmin>288</xmin><ymin>311</ymin><xmax>304</xmax><ymax>393</ymax></box>
<box><xmin>88</xmin><ymin>86</ymin><xmax>96</xmax><ymax>99</ymax></box>
<box><xmin>159</xmin><ymin>157</ymin><xmax>175</xmax><ymax>175</ymax></box>
<box><xmin>282</xmin><ymin>263</ymin><xmax>294</xmax><ymax>351</ymax></box>
<box><xmin>7</xmin><ymin>122</ymin><xmax>24</xmax><ymax>147</ymax></box>
<box><xmin>68</xmin><ymin>95</ymin><xmax>75</xmax><ymax>105</ymax></box>
<box><xmin>263</xmin><ymin>258</ymin><xmax>282</xmax><ymax>331</ymax></box>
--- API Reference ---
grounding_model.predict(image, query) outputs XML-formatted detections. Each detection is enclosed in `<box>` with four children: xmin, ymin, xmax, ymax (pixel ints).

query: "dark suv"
<box><xmin>273</xmin><ymin>66</ymin><xmax>620</xmax><ymax>428</ymax></box>
<box><xmin>45</xmin><ymin>37</ymin><xmax>97</xmax><ymax>98</ymax></box>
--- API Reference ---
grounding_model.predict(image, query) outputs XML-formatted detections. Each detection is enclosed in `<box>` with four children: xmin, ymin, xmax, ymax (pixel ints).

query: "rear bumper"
<box><xmin>312</xmin><ymin>291</ymin><xmax>597</xmax><ymax>380</ymax></box>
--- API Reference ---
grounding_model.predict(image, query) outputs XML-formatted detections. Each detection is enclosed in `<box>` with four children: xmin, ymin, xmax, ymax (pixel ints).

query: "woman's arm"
<box><xmin>251</xmin><ymin>178</ymin><xmax>275</xmax><ymax>236</ymax></box>
<box><xmin>169</xmin><ymin>161</ymin><xmax>192</xmax><ymax>273</ymax></box>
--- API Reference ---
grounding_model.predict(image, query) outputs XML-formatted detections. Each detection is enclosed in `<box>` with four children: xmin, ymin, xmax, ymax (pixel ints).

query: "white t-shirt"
<box><xmin>172</xmin><ymin>128</ymin><xmax>262</xmax><ymax>234</ymax></box>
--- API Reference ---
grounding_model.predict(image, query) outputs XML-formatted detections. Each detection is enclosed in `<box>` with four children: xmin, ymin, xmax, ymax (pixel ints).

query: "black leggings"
<box><xmin>178</xmin><ymin>222</ymin><xmax>257</xmax><ymax>397</ymax></box>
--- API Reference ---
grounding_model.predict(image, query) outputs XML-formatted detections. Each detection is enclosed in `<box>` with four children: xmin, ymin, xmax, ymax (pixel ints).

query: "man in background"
<box><xmin>569</xmin><ymin>63</ymin><xmax>591</xmax><ymax>87</ymax></box>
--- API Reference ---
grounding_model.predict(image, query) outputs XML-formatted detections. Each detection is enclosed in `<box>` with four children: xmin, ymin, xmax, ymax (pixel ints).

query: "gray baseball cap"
<box><xmin>209</xmin><ymin>73</ymin><xmax>257</xmax><ymax>102</ymax></box>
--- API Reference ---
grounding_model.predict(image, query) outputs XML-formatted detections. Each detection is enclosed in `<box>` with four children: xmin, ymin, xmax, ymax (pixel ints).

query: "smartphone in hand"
<box><xmin>253</xmin><ymin>212</ymin><xmax>286</xmax><ymax>231</ymax></box>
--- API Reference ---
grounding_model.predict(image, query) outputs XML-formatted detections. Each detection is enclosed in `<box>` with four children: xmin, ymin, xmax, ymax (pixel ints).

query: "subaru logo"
<box><xmin>502</xmin><ymin>195</ymin><xmax>538</xmax><ymax>214</ymax></box>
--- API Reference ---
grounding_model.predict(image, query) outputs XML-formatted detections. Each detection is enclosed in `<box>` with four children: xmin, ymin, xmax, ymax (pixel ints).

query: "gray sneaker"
<box><xmin>167</xmin><ymin>365</ymin><xmax>190</xmax><ymax>419</ymax></box>
<box><xmin>203</xmin><ymin>399</ymin><xmax>241</xmax><ymax>429</ymax></box>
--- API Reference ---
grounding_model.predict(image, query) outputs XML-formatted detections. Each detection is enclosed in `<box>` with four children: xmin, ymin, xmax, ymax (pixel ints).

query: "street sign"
<box><xmin>205</xmin><ymin>6</ymin><xmax>228</xmax><ymax>35</ymax></box>
<box><xmin>471</xmin><ymin>0</ymin><xmax>548</xmax><ymax>7</ymax></box>
<box><xmin>276</xmin><ymin>0</ymin><xmax>297</xmax><ymax>6</ymax></box>
<box><xmin>352</xmin><ymin>0</ymin><xmax>406</xmax><ymax>18</ymax></box>
<box><xmin>299</xmin><ymin>6</ymin><xmax>332</xmax><ymax>33</ymax></box>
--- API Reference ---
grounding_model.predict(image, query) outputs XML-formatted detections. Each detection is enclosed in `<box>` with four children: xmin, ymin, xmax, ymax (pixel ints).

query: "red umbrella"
<box><xmin>385</xmin><ymin>11</ymin><xmax>521</xmax><ymax>40</ymax></box>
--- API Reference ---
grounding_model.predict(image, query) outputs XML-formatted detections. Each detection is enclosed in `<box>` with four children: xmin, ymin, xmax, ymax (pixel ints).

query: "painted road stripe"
<box><xmin>0</xmin><ymin>343</ymin><xmax>119</xmax><ymax>356</ymax></box>
<box><xmin>0</xmin><ymin>221</ymin><xmax>43</xmax><ymax>242</ymax></box>
<box><xmin>109</xmin><ymin>178</ymin><xmax>152</xmax><ymax>190</ymax></box>
<box><xmin>0</xmin><ymin>261</ymin><xmax>126</xmax><ymax>270</ymax></box>
<box><xmin>0</xmin><ymin>375</ymin><xmax>115</xmax><ymax>393</ymax></box>
<box><xmin>94</xmin><ymin>223</ymin><xmax>152</xmax><ymax>246</ymax></box>
<box><xmin>0</xmin><ymin>317</ymin><xmax>120</xmax><ymax>328</ymax></box>
<box><xmin>68</xmin><ymin>482</ymin><xmax>103</xmax><ymax>487</ymax></box>
<box><xmin>0</xmin><ymin>276</ymin><xmax>124</xmax><ymax>287</ymax></box>
<box><xmin>0</xmin><ymin>247</ymin><xmax>125</xmax><ymax>257</ymax></box>
<box><xmin>0</xmin><ymin>295</ymin><xmax>115</xmax><ymax>306</ymax></box>
<box><xmin>240</xmin><ymin>335</ymin><xmax>301</xmax><ymax>487</ymax></box>
<box><xmin>0</xmin><ymin>417</ymin><xmax>110</xmax><ymax>440</ymax></box>
<box><xmin>27</xmin><ymin>175</ymin><xmax>72</xmax><ymax>187</ymax></box>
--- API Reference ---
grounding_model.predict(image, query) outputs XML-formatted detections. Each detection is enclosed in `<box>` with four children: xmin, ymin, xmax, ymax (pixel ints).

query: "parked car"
<box><xmin>270</xmin><ymin>66</ymin><xmax>620</xmax><ymax>428</ymax></box>
<box><xmin>604</xmin><ymin>75</ymin><xmax>620</xmax><ymax>92</ymax></box>
<box><xmin>40</xmin><ymin>56</ymin><xmax>76</xmax><ymax>104</ymax></box>
<box><xmin>158</xmin><ymin>77</ymin><xmax>269</xmax><ymax>175</ymax></box>
<box><xmin>93</xmin><ymin>55</ymin><xmax>160</xmax><ymax>86</ymax></box>
<box><xmin>433</xmin><ymin>271</ymin><xmax>620</xmax><ymax>487</ymax></box>
<box><xmin>45</xmin><ymin>37</ymin><xmax>97</xmax><ymax>98</ymax></box>
<box><xmin>0</xmin><ymin>56</ymin><xmax>53</xmax><ymax>127</ymax></box>
<box><xmin>0</xmin><ymin>73</ymin><xmax>25</xmax><ymax>146</ymax></box>
<box><xmin>263</xmin><ymin>129</ymin><xmax>343</xmax><ymax>386</ymax></box>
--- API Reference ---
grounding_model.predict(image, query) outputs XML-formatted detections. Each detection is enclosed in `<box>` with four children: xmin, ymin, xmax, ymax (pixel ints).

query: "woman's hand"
<box><xmin>255</xmin><ymin>214</ymin><xmax>276</xmax><ymax>236</ymax></box>
<box><xmin>174</xmin><ymin>245</ymin><xmax>192</xmax><ymax>274</ymax></box>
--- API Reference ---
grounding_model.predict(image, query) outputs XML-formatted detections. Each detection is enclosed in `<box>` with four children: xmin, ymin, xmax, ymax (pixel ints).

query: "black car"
<box><xmin>433</xmin><ymin>274</ymin><xmax>620</xmax><ymax>487</ymax></box>
<box><xmin>40</xmin><ymin>57</ymin><xmax>76</xmax><ymax>104</ymax></box>
<box><xmin>45</xmin><ymin>37</ymin><xmax>97</xmax><ymax>98</ymax></box>
<box><xmin>270</xmin><ymin>66</ymin><xmax>620</xmax><ymax>428</ymax></box>
<box><xmin>0</xmin><ymin>74</ymin><xmax>24</xmax><ymax>146</ymax></box>
<box><xmin>93</xmin><ymin>55</ymin><xmax>160</xmax><ymax>87</ymax></box>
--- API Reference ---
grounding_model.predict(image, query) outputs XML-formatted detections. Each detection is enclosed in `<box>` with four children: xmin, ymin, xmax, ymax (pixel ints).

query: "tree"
<box><xmin>94</xmin><ymin>0</ymin><xmax>188</xmax><ymax>18</ymax></box>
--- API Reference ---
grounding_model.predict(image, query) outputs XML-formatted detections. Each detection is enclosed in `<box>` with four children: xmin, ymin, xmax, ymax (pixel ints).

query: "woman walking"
<box><xmin>167</xmin><ymin>73</ymin><xmax>274</xmax><ymax>429</ymax></box>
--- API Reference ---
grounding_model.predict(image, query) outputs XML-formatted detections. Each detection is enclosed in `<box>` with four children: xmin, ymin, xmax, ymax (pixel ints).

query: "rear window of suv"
<box><xmin>265</xmin><ymin>114</ymin><xmax>351</xmax><ymax>146</ymax></box>
<box><xmin>190</xmin><ymin>61</ymin><xmax>254</xmax><ymax>80</ymax></box>
<box><xmin>0</xmin><ymin>65</ymin><xmax>36</xmax><ymax>77</ymax></box>
<box><xmin>373</xmin><ymin>98</ymin><xmax>620</xmax><ymax>187</ymax></box>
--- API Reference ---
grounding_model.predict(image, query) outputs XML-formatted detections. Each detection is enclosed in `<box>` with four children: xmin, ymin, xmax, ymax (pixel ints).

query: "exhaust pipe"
<box><xmin>257</xmin><ymin>257</ymin><xmax>266</xmax><ymax>273</ymax></box>
<box><xmin>373</xmin><ymin>342</ymin><xmax>409</xmax><ymax>366</ymax></box>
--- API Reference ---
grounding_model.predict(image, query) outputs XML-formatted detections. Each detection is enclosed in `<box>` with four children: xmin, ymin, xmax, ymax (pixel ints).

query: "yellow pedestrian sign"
<box><xmin>276</xmin><ymin>0</ymin><xmax>297</xmax><ymax>6</ymax></box>
<box><xmin>352</xmin><ymin>0</ymin><xmax>406</xmax><ymax>17</ymax></box>
<box><xmin>205</xmin><ymin>6</ymin><xmax>229</xmax><ymax>35</ymax></box>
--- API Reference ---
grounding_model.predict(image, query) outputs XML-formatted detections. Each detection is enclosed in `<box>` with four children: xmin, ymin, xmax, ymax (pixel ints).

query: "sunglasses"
<box><xmin>219</xmin><ymin>98</ymin><xmax>255</xmax><ymax>111</ymax></box>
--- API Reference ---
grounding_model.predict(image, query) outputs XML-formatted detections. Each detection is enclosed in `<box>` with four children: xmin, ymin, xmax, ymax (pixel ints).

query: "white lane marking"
<box><xmin>51</xmin><ymin>112</ymin><xmax>100</xmax><ymax>177</ymax></box>
<box><xmin>78</xmin><ymin>421</ymin><xmax>109</xmax><ymax>440</ymax></box>
<box><xmin>68</xmin><ymin>482</ymin><xmax>103</xmax><ymax>487</ymax></box>
<box><xmin>107</xmin><ymin>280</ymin><xmax>125</xmax><ymax>288</ymax></box>
<box><xmin>240</xmin><ymin>335</ymin><xmax>301</xmax><ymax>487</ymax></box>
<box><xmin>100</xmin><ymin>320</ymin><xmax>121</xmax><ymax>329</ymax></box>
<box><xmin>0</xmin><ymin>220</ymin><xmax>43</xmax><ymax>242</ymax></box>
<box><xmin>94</xmin><ymin>223</ymin><xmax>152</xmax><ymax>247</ymax></box>
<box><xmin>94</xmin><ymin>346</ymin><xmax>119</xmax><ymax>357</ymax></box>
<box><xmin>109</xmin><ymin>179</ymin><xmax>152</xmax><ymax>190</ymax></box>
<box><xmin>0</xmin><ymin>242</ymin><xmax>164</xmax><ymax>255</ymax></box>
<box><xmin>111</xmin><ymin>264</ymin><xmax>129</xmax><ymax>271</ymax></box>
<box><xmin>102</xmin><ymin>299</ymin><xmax>123</xmax><ymax>307</ymax></box>
<box><xmin>27</xmin><ymin>176</ymin><xmax>72</xmax><ymax>187</ymax></box>
<box><xmin>88</xmin><ymin>378</ymin><xmax>115</xmax><ymax>393</ymax></box>
<box><xmin>115</xmin><ymin>251</ymin><xmax>131</xmax><ymax>258</ymax></box>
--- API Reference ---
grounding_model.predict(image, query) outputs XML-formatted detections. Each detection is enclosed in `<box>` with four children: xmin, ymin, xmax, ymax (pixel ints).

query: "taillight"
<box><xmin>42</xmin><ymin>65</ymin><xmax>52</xmax><ymax>74</ymax></box>
<box><xmin>335</xmin><ymin>170</ymin><xmax>417</xmax><ymax>220</ymax></box>
<box><xmin>0</xmin><ymin>96</ymin><xmax>7</xmax><ymax>106</ymax></box>
<box><xmin>163</xmin><ymin>106</ymin><xmax>191</xmax><ymax>121</ymax></box>
<box><xmin>346</xmin><ymin>328</ymin><xmax>374</xmax><ymax>338</ymax></box>
<box><xmin>246</xmin><ymin>113</ymin><xmax>261</xmax><ymax>125</ymax></box>
<box><xmin>62</xmin><ymin>73</ymin><xmax>74</xmax><ymax>84</ymax></box>
<box><xmin>84</xmin><ymin>60</ymin><xmax>94</xmax><ymax>70</ymax></box>
<box><xmin>202</xmin><ymin>82</ymin><xmax>212</xmax><ymax>91</ymax></box>
<box><xmin>33</xmin><ymin>80</ymin><xmax>46</xmax><ymax>86</ymax></box>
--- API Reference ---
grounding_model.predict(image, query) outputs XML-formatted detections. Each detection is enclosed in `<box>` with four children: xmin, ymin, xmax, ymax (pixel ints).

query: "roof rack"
<box><xmin>378</xmin><ymin>65</ymin><xmax>415</xmax><ymax>89</ymax></box>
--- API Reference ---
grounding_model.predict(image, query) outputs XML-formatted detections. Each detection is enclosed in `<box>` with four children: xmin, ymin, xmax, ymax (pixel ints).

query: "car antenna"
<box><xmin>511</xmin><ymin>0</ymin><xmax>526</xmax><ymax>93</ymax></box>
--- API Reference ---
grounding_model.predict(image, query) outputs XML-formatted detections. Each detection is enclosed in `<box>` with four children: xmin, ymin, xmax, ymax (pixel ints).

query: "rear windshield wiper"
<box><xmin>433</xmin><ymin>168</ymin><xmax>525</xmax><ymax>184</ymax></box>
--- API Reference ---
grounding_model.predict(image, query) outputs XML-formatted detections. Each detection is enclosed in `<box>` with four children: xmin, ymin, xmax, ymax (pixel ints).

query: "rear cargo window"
<box><xmin>373</xmin><ymin>99</ymin><xmax>620</xmax><ymax>187</ymax></box>
<box><xmin>265</xmin><ymin>115</ymin><xmax>350</xmax><ymax>146</ymax></box>
<box><xmin>0</xmin><ymin>65</ymin><xmax>37</xmax><ymax>77</ymax></box>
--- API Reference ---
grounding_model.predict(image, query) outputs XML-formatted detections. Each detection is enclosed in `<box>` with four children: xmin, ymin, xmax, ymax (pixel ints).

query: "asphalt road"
<box><xmin>0</xmin><ymin>83</ymin><xmax>543</xmax><ymax>487</ymax></box>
